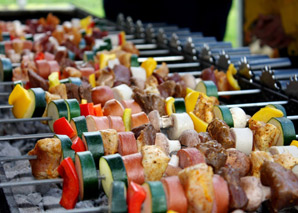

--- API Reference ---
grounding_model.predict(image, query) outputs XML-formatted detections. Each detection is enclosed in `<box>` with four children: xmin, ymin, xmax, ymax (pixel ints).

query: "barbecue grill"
<box><xmin>1</xmin><ymin>4</ymin><xmax>298</xmax><ymax>213</ymax></box>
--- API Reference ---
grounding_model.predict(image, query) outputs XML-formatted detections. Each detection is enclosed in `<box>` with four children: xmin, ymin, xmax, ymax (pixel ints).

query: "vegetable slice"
<box><xmin>48</xmin><ymin>99</ymin><xmax>69</xmax><ymax>131</ymax></box>
<box><xmin>70</xmin><ymin>116</ymin><xmax>88</xmax><ymax>139</ymax></box>
<box><xmin>213</xmin><ymin>105</ymin><xmax>234</xmax><ymax>127</ymax></box>
<box><xmin>109</xmin><ymin>181</ymin><xmax>127</xmax><ymax>213</ymax></box>
<box><xmin>65</xmin><ymin>99</ymin><xmax>80</xmax><ymax>121</ymax></box>
<box><xmin>195</xmin><ymin>80</ymin><xmax>218</xmax><ymax>98</ymax></box>
<box><xmin>142</xmin><ymin>181</ymin><xmax>167</xmax><ymax>213</ymax></box>
<box><xmin>82</xmin><ymin>132</ymin><xmax>104</xmax><ymax>167</ymax></box>
<box><xmin>266</xmin><ymin>104</ymin><xmax>287</xmax><ymax>117</ymax></box>
<box><xmin>0</xmin><ymin>58</ymin><xmax>13</xmax><ymax>82</ymax></box>
<box><xmin>27</xmin><ymin>88</ymin><xmax>46</xmax><ymax>117</ymax></box>
<box><xmin>75</xmin><ymin>151</ymin><xmax>99</xmax><ymax>200</ymax></box>
<box><xmin>251</xmin><ymin>107</ymin><xmax>283</xmax><ymax>123</ymax></box>
<box><xmin>55</xmin><ymin>134</ymin><xmax>75</xmax><ymax>162</ymax></box>
<box><xmin>268</xmin><ymin>117</ymin><xmax>296</xmax><ymax>146</ymax></box>
<box><xmin>8</xmin><ymin>84</ymin><xmax>32</xmax><ymax>118</ymax></box>
<box><xmin>99</xmin><ymin>153</ymin><xmax>127</xmax><ymax>196</ymax></box>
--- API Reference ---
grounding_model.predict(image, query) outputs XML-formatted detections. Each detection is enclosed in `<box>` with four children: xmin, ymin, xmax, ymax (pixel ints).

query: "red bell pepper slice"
<box><xmin>93</xmin><ymin>104</ymin><xmax>103</xmax><ymax>117</ymax></box>
<box><xmin>35</xmin><ymin>52</ymin><xmax>45</xmax><ymax>61</ymax></box>
<box><xmin>53</xmin><ymin>117</ymin><xmax>76</xmax><ymax>138</ymax></box>
<box><xmin>80</xmin><ymin>103</ymin><xmax>95</xmax><ymax>117</ymax></box>
<box><xmin>71</xmin><ymin>136</ymin><xmax>86</xmax><ymax>152</ymax></box>
<box><xmin>58</xmin><ymin>157</ymin><xmax>79</xmax><ymax>209</ymax></box>
<box><xmin>127</xmin><ymin>181</ymin><xmax>146</xmax><ymax>213</ymax></box>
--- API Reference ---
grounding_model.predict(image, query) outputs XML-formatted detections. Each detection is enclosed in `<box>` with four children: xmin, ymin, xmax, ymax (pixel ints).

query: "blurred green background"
<box><xmin>0</xmin><ymin>0</ymin><xmax>238</xmax><ymax>47</ymax></box>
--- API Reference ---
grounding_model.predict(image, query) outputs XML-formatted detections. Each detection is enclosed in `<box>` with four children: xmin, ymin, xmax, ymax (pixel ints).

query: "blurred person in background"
<box><xmin>104</xmin><ymin>0</ymin><xmax>232</xmax><ymax>41</ymax></box>
<box><xmin>244</xmin><ymin>0</ymin><xmax>298</xmax><ymax>66</ymax></box>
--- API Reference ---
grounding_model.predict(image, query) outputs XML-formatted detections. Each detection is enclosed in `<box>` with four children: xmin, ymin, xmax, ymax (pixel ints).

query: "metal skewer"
<box><xmin>58</xmin><ymin>206</ymin><xmax>109</xmax><ymax>213</ymax></box>
<box><xmin>0</xmin><ymin>116</ymin><xmax>52</xmax><ymax>123</ymax></box>
<box><xmin>0</xmin><ymin>133</ymin><xmax>55</xmax><ymax>141</ymax></box>
<box><xmin>0</xmin><ymin>175</ymin><xmax>105</xmax><ymax>188</ymax></box>
<box><xmin>0</xmin><ymin>155</ymin><xmax>37</xmax><ymax>162</ymax></box>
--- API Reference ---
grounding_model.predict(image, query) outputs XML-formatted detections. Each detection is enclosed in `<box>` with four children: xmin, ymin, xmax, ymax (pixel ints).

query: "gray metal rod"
<box><xmin>129</xmin><ymin>38</ymin><xmax>145</xmax><ymax>44</ymax></box>
<box><xmin>0</xmin><ymin>133</ymin><xmax>55</xmax><ymax>141</ymax></box>
<box><xmin>225</xmin><ymin>101</ymin><xmax>288</xmax><ymax>108</ymax></box>
<box><xmin>218</xmin><ymin>89</ymin><xmax>261</xmax><ymax>96</ymax></box>
<box><xmin>0</xmin><ymin>92</ymin><xmax>9</xmax><ymax>96</ymax></box>
<box><xmin>0</xmin><ymin>116</ymin><xmax>52</xmax><ymax>123</ymax></box>
<box><xmin>138</xmin><ymin>55</ymin><xmax>184</xmax><ymax>63</ymax></box>
<box><xmin>156</xmin><ymin>62</ymin><xmax>200</xmax><ymax>69</ymax></box>
<box><xmin>139</xmin><ymin>49</ymin><xmax>170</xmax><ymax>56</ymax></box>
<box><xmin>57</xmin><ymin>206</ymin><xmax>109</xmax><ymax>213</ymax></box>
<box><xmin>287</xmin><ymin>115</ymin><xmax>298</xmax><ymax>120</ymax></box>
<box><xmin>0</xmin><ymin>155</ymin><xmax>37</xmax><ymax>162</ymax></box>
<box><xmin>0</xmin><ymin>105</ymin><xmax>13</xmax><ymax>109</ymax></box>
<box><xmin>0</xmin><ymin>81</ymin><xmax>27</xmax><ymax>86</ymax></box>
<box><xmin>169</xmin><ymin>71</ymin><xmax>202</xmax><ymax>77</ymax></box>
<box><xmin>135</xmin><ymin>44</ymin><xmax>158</xmax><ymax>49</ymax></box>
<box><xmin>0</xmin><ymin>175</ymin><xmax>105</xmax><ymax>188</ymax></box>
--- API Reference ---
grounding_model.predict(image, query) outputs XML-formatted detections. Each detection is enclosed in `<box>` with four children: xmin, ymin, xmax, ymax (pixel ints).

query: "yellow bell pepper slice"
<box><xmin>89</xmin><ymin>73</ymin><xmax>96</xmax><ymax>88</ymax></box>
<box><xmin>186</xmin><ymin>87</ymin><xmax>196</xmax><ymax>95</ymax></box>
<box><xmin>165</xmin><ymin>97</ymin><xmax>175</xmax><ymax>115</ymax></box>
<box><xmin>251</xmin><ymin>107</ymin><xmax>283</xmax><ymax>123</ymax></box>
<box><xmin>81</xmin><ymin>99</ymin><xmax>87</xmax><ymax>104</ymax></box>
<box><xmin>48</xmin><ymin>72</ymin><xmax>60</xmax><ymax>89</ymax></box>
<box><xmin>227</xmin><ymin>64</ymin><xmax>240</xmax><ymax>90</ymax></box>
<box><xmin>80</xmin><ymin>16</ymin><xmax>93</xmax><ymax>36</ymax></box>
<box><xmin>99</xmin><ymin>53</ymin><xmax>116</xmax><ymax>69</ymax></box>
<box><xmin>8</xmin><ymin>84</ymin><xmax>32</xmax><ymax>118</ymax></box>
<box><xmin>141</xmin><ymin>58</ymin><xmax>157</xmax><ymax>77</ymax></box>
<box><xmin>290</xmin><ymin>140</ymin><xmax>298</xmax><ymax>148</ymax></box>
<box><xmin>123</xmin><ymin>108</ymin><xmax>132</xmax><ymax>131</ymax></box>
<box><xmin>167</xmin><ymin>211</ymin><xmax>178</xmax><ymax>213</ymax></box>
<box><xmin>185</xmin><ymin>91</ymin><xmax>208</xmax><ymax>113</ymax></box>
<box><xmin>189</xmin><ymin>111</ymin><xmax>208</xmax><ymax>132</ymax></box>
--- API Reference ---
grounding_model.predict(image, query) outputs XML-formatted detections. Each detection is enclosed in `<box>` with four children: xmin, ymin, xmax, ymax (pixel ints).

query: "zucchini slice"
<box><xmin>268</xmin><ymin>117</ymin><xmax>296</xmax><ymax>146</ymax></box>
<box><xmin>69</xmin><ymin>77</ymin><xmax>82</xmax><ymax>86</ymax></box>
<box><xmin>174</xmin><ymin>98</ymin><xmax>186</xmax><ymax>113</ymax></box>
<box><xmin>47</xmin><ymin>100</ymin><xmax>69</xmax><ymax>132</ymax></box>
<box><xmin>75</xmin><ymin>151</ymin><xmax>99</xmax><ymax>200</ymax></box>
<box><xmin>213</xmin><ymin>105</ymin><xmax>234</xmax><ymax>127</ymax></box>
<box><xmin>70</xmin><ymin>116</ymin><xmax>88</xmax><ymax>139</ymax></box>
<box><xmin>130</xmin><ymin>54</ymin><xmax>139</xmax><ymax>67</ymax></box>
<box><xmin>82</xmin><ymin>132</ymin><xmax>104</xmax><ymax>167</ymax></box>
<box><xmin>109</xmin><ymin>181</ymin><xmax>127</xmax><ymax>213</ymax></box>
<box><xmin>65</xmin><ymin>99</ymin><xmax>80</xmax><ymax>121</ymax></box>
<box><xmin>195</xmin><ymin>80</ymin><xmax>218</xmax><ymax>98</ymax></box>
<box><xmin>0</xmin><ymin>42</ymin><xmax>5</xmax><ymax>55</ymax></box>
<box><xmin>0</xmin><ymin>58</ymin><xmax>13</xmax><ymax>82</ymax></box>
<box><xmin>84</xmin><ymin>51</ymin><xmax>94</xmax><ymax>62</ymax></box>
<box><xmin>142</xmin><ymin>181</ymin><xmax>167</xmax><ymax>213</ymax></box>
<box><xmin>55</xmin><ymin>134</ymin><xmax>75</xmax><ymax>162</ymax></box>
<box><xmin>99</xmin><ymin>154</ymin><xmax>127</xmax><ymax>196</ymax></box>
<box><xmin>27</xmin><ymin>88</ymin><xmax>46</xmax><ymax>118</ymax></box>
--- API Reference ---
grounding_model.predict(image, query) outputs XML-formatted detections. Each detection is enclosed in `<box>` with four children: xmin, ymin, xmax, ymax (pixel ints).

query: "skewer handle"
<box><xmin>0</xmin><ymin>133</ymin><xmax>55</xmax><ymax>141</ymax></box>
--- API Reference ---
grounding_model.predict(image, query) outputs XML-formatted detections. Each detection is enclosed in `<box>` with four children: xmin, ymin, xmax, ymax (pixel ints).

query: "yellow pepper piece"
<box><xmin>89</xmin><ymin>73</ymin><xmax>96</xmax><ymax>88</ymax></box>
<box><xmin>290</xmin><ymin>140</ymin><xmax>298</xmax><ymax>148</ymax></box>
<box><xmin>48</xmin><ymin>72</ymin><xmax>60</xmax><ymax>89</ymax></box>
<box><xmin>165</xmin><ymin>97</ymin><xmax>175</xmax><ymax>115</ymax></box>
<box><xmin>189</xmin><ymin>111</ymin><xmax>208</xmax><ymax>132</ymax></box>
<box><xmin>80</xmin><ymin>16</ymin><xmax>93</xmax><ymax>36</ymax></box>
<box><xmin>119</xmin><ymin>31</ymin><xmax>126</xmax><ymax>45</ymax></box>
<box><xmin>81</xmin><ymin>99</ymin><xmax>87</xmax><ymax>104</ymax></box>
<box><xmin>167</xmin><ymin>211</ymin><xmax>178</xmax><ymax>213</ymax></box>
<box><xmin>99</xmin><ymin>53</ymin><xmax>116</xmax><ymax>69</ymax></box>
<box><xmin>185</xmin><ymin>91</ymin><xmax>208</xmax><ymax>113</ymax></box>
<box><xmin>251</xmin><ymin>107</ymin><xmax>283</xmax><ymax>123</ymax></box>
<box><xmin>141</xmin><ymin>58</ymin><xmax>157</xmax><ymax>77</ymax></box>
<box><xmin>227</xmin><ymin>64</ymin><xmax>240</xmax><ymax>90</ymax></box>
<box><xmin>8</xmin><ymin>84</ymin><xmax>32</xmax><ymax>118</ymax></box>
<box><xmin>123</xmin><ymin>108</ymin><xmax>132</xmax><ymax>131</ymax></box>
<box><xmin>186</xmin><ymin>87</ymin><xmax>196</xmax><ymax>95</ymax></box>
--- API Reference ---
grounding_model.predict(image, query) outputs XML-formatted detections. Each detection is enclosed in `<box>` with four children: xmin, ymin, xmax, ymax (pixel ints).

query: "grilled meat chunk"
<box><xmin>100</xmin><ymin>129</ymin><xmax>119</xmax><ymax>155</ymax></box>
<box><xmin>133</xmin><ymin>124</ymin><xmax>156</xmax><ymax>152</ymax></box>
<box><xmin>261</xmin><ymin>161</ymin><xmax>298</xmax><ymax>212</ymax></box>
<box><xmin>157</xmin><ymin>80</ymin><xmax>176</xmax><ymax>98</ymax></box>
<box><xmin>198</xmin><ymin>132</ymin><xmax>213</xmax><ymax>143</ymax></box>
<box><xmin>179</xmin><ymin>129</ymin><xmax>201</xmax><ymax>147</ymax></box>
<box><xmin>218</xmin><ymin>165</ymin><xmax>248</xmax><ymax>210</ymax></box>
<box><xmin>249</xmin><ymin>119</ymin><xmax>280</xmax><ymax>151</ymax></box>
<box><xmin>28</xmin><ymin>138</ymin><xmax>61</xmax><ymax>179</ymax></box>
<box><xmin>250</xmin><ymin>151</ymin><xmax>274</xmax><ymax>178</ymax></box>
<box><xmin>133</xmin><ymin>91</ymin><xmax>166</xmax><ymax>115</ymax></box>
<box><xmin>28</xmin><ymin>69</ymin><xmax>49</xmax><ymax>91</ymax></box>
<box><xmin>49</xmin><ymin>84</ymin><xmax>67</xmax><ymax>99</ymax></box>
<box><xmin>226</xmin><ymin>148</ymin><xmax>251</xmax><ymax>177</ymax></box>
<box><xmin>79</xmin><ymin>82</ymin><xmax>92</xmax><ymax>103</ymax></box>
<box><xmin>113</xmin><ymin>64</ymin><xmax>131</xmax><ymax>86</ymax></box>
<box><xmin>65</xmin><ymin>83</ymin><xmax>81</xmax><ymax>102</ymax></box>
<box><xmin>178</xmin><ymin>163</ymin><xmax>214</xmax><ymax>213</ymax></box>
<box><xmin>141</xmin><ymin>145</ymin><xmax>170</xmax><ymax>181</ymax></box>
<box><xmin>193</xmin><ymin>93</ymin><xmax>218</xmax><ymax>123</ymax></box>
<box><xmin>196</xmin><ymin>140</ymin><xmax>227</xmax><ymax>173</ymax></box>
<box><xmin>207</xmin><ymin>118</ymin><xmax>235</xmax><ymax>149</ymax></box>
